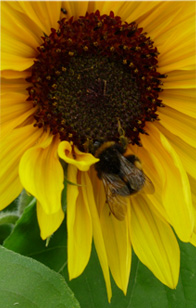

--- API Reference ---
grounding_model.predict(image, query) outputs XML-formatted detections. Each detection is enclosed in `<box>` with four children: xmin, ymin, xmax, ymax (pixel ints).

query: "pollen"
<box><xmin>26</xmin><ymin>10</ymin><xmax>166</xmax><ymax>151</ymax></box>
<box><xmin>56</xmin><ymin>48</ymin><xmax>61</xmax><ymax>53</ymax></box>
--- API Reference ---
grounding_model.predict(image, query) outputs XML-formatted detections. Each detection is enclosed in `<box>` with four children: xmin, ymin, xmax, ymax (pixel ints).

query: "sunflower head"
<box><xmin>26</xmin><ymin>10</ymin><xmax>166</xmax><ymax>152</ymax></box>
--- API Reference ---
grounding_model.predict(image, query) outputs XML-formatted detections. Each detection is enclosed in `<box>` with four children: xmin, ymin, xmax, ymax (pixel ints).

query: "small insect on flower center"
<box><xmin>26</xmin><ymin>10</ymin><xmax>166</xmax><ymax>152</ymax></box>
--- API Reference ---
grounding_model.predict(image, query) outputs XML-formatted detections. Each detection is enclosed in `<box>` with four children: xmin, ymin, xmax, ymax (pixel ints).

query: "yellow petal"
<box><xmin>131</xmin><ymin>194</ymin><xmax>180</xmax><ymax>288</ymax></box>
<box><xmin>190</xmin><ymin>206</ymin><xmax>196</xmax><ymax>247</ymax></box>
<box><xmin>58</xmin><ymin>141</ymin><xmax>99</xmax><ymax>172</ymax></box>
<box><xmin>1</xmin><ymin>76</ymin><xmax>28</xmax><ymax>95</ymax></box>
<box><xmin>161</xmin><ymin>89</ymin><xmax>196</xmax><ymax>118</ymax></box>
<box><xmin>163</xmin><ymin>70</ymin><xmax>196</xmax><ymax>89</ymax></box>
<box><xmin>159</xmin><ymin>106</ymin><xmax>196</xmax><ymax>148</ymax></box>
<box><xmin>1</xmin><ymin>2</ymin><xmax>41</xmax><ymax>51</ymax></box>
<box><xmin>141</xmin><ymin>124</ymin><xmax>194</xmax><ymax>241</ymax></box>
<box><xmin>1</xmin><ymin>92</ymin><xmax>35</xmax><ymax>136</ymax></box>
<box><xmin>82</xmin><ymin>172</ymin><xmax>112</xmax><ymax>302</ymax></box>
<box><xmin>0</xmin><ymin>124</ymin><xmax>47</xmax><ymax>209</ymax></box>
<box><xmin>136</xmin><ymin>2</ymin><xmax>182</xmax><ymax>35</ymax></box>
<box><xmin>136</xmin><ymin>2</ymin><xmax>195</xmax><ymax>73</ymax></box>
<box><xmin>18</xmin><ymin>1</ymin><xmax>62</xmax><ymax>34</ymax></box>
<box><xmin>189</xmin><ymin>176</ymin><xmax>196</xmax><ymax>204</ymax></box>
<box><xmin>190</xmin><ymin>233</ymin><xmax>196</xmax><ymax>247</ymax></box>
<box><xmin>100</xmin><ymin>202</ymin><xmax>131</xmax><ymax>294</ymax></box>
<box><xmin>1</xmin><ymin>53</ymin><xmax>34</xmax><ymax>71</ymax></box>
<box><xmin>122</xmin><ymin>2</ymin><xmax>160</xmax><ymax>23</ymax></box>
<box><xmin>1</xmin><ymin>92</ymin><xmax>30</xmax><ymax>120</ymax></box>
<box><xmin>89</xmin><ymin>167</ymin><xmax>106</xmax><ymax>216</ymax></box>
<box><xmin>67</xmin><ymin>166</ymin><xmax>92</xmax><ymax>279</ymax></box>
<box><xmin>158</xmin><ymin>14</ymin><xmax>195</xmax><ymax>72</ymax></box>
<box><xmin>126</xmin><ymin>144</ymin><xmax>170</xmax><ymax>224</ymax></box>
<box><xmin>136</xmin><ymin>1</ymin><xmax>195</xmax><ymax>68</ymax></box>
<box><xmin>1</xmin><ymin>1</ymin><xmax>61</xmax><ymax>45</ymax></box>
<box><xmin>1</xmin><ymin>2</ymin><xmax>63</xmax><ymax>71</ymax></box>
<box><xmin>1</xmin><ymin>29</ymin><xmax>35</xmax><ymax>66</ymax></box>
<box><xmin>188</xmin><ymin>176</ymin><xmax>196</xmax><ymax>246</ymax></box>
<box><xmin>19</xmin><ymin>136</ymin><xmax>64</xmax><ymax>214</ymax></box>
<box><xmin>1</xmin><ymin>70</ymin><xmax>30</xmax><ymax>79</ymax></box>
<box><xmin>93</xmin><ymin>1</ymin><xmax>124</xmax><ymax>16</ymax></box>
<box><xmin>37</xmin><ymin>201</ymin><xmax>64</xmax><ymax>240</ymax></box>
<box><xmin>156</xmin><ymin>122</ymin><xmax>196</xmax><ymax>180</ymax></box>
<box><xmin>64</xmin><ymin>1</ymin><xmax>90</xmax><ymax>19</ymax></box>
<box><xmin>185</xmin><ymin>175</ymin><xmax>196</xmax><ymax>245</ymax></box>
<box><xmin>1</xmin><ymin>19</ymin><xmax>35</xmax><ymax>71</ymax></box>
<box><xmin>162</xmin><ymin>56</ymin><xmax>195</xmax><ymax>75</ymax></box>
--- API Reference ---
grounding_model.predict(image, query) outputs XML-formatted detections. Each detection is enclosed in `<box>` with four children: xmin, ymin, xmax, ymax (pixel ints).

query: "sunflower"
<box><xmin>1</xmin><ymin>1</ymin><xmax>196</xmax><ymax>301</ymax></box>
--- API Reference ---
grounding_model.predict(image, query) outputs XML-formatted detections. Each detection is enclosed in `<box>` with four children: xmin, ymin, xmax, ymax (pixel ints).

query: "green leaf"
<box><xmin>3</xmin><ymin>201</ymin><xmax>67</xmax><ymax>273</ymax></box>
<box><xmin>0</xmin><ymin>224</ymin><xmax>13</xmax><ymax>244</ymax></box>
<box><xmin>0</xmin><ymin>246</ymin><xmax>80</xmax><ymax>308</ymax></box>
<box><xmin>0</xmin><ymin>210</ymin><xmax>19</xmax><ymax>244</ymax></box>
<box><xmin>62</xmin><ymin>243</ymin><xmax>131</xmax><ymax>308</ymax></box>
<box><xmin>3</xmin><ymin>198</ymin><xmax>196</xmax><ymax>307</ymax></box>
<box><xmin>61</xmin><ymin>178</ymin><xmax>67</xmax><ymax>213</ymax></box>
<box><xmin>125</xmin><ymin>241</ymin><xmax>196</xmax><ymax>308</ymax></box>
<box><xmin>61</xmin><ymin>240</ymin><xmax>196</xmax><ymax>308</ymax></box>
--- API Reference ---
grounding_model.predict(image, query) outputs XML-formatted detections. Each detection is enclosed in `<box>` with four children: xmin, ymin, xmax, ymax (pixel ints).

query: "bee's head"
<box><xmin>93</xmin><ymin>140</ymin><xmax>104</xmax><ymax>151</ymax></box>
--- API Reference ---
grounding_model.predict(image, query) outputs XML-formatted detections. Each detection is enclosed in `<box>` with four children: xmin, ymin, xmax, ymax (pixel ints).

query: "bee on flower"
<box><xmin>1</xmin><ymin>1</ymin><xmax>196</xmax><ymax>301</ymax></box>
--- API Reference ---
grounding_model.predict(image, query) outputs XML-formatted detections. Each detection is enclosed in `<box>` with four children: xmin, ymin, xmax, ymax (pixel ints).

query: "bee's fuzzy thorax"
<box><xmin>94</xmin><ymin>141</ymin><xmax>115</xmax><ymax>158</ymax></box>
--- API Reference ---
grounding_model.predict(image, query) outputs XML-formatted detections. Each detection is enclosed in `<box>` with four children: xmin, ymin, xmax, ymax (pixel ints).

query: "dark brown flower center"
<box><xmin>26</xmin><ymin>10</ymin><xmax>166</xmax><ymax>152</ymax></box>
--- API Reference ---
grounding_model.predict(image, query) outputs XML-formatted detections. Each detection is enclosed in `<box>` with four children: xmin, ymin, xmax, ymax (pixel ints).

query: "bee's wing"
<box><xmin>142</xmin><ymin>174</ymin><xmax>155</xmax><ymax>194</ymax></box>
<box><xmin>120</xmin><ymin>155</ymin><xmax>155</xmax><ymax>194</ymax></box>
<box><xmin>102</xmin><ymin>174</ymin><xmax>128</xmax><ymax>221</ymax></box>
<box><xmin>119</xmin><ymin>155</ymin><xmax>145</xmax><ymax>191</ymax></box>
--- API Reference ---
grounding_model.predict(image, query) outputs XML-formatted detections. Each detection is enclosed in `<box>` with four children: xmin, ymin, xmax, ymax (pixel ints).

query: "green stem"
<box><xmin>18</xmin><ymin>190</ymin><xmax>35</xmax><ymax>215</ymax></box>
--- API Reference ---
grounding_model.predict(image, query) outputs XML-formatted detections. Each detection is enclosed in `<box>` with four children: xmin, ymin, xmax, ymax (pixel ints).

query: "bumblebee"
<box><xmin>94</xmin><ymin>141</ymin><xmax>154</xmax><ymax>220</ymax></box>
